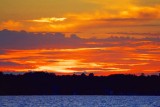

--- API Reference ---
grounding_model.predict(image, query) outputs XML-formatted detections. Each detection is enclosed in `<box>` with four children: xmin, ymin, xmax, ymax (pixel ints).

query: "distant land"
<box><xmin>0</xmin><ymin>71</ymin><xmax>160</xmax><ymax>95</ymax></box>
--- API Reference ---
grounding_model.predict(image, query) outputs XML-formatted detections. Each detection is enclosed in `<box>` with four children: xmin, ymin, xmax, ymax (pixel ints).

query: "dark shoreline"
<box><xmin>1</xmin><ymin>72</ymin><xmax>160</xmax><ymax>95</ymax></box>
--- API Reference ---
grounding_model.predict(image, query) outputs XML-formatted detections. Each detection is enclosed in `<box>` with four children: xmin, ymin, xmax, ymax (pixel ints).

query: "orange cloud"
<box><xmin>1</xmin><ymin>5</ymin><xmax>160</xmax><ymax>33</ymax></box>
<box><xmin>0</xmin><ymin>20</ymin><xmax>22</xmax><ymax>31</ymax></box>
<box><xmin>28</xmin><ymin>17</ymin><xmax>67</xmax><ymax>23</ymax></box>
<box><xmin>119</xmin><ymin>6</ymin><xmax>160</xmax><ymax>19</ymax></box>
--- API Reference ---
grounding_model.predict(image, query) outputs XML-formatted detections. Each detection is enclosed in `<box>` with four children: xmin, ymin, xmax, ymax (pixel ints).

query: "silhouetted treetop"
<box><xmin>89</xmin><ymin>73</ymin><xmax>94</xmax><ymax>77</ymax></box>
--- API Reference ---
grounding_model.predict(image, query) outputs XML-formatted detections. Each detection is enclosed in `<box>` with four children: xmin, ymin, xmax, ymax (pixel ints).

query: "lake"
<box><xmin>0</xmin><ymin>96</ymin><xmax>160</xmax><ymax>107</ymax></box>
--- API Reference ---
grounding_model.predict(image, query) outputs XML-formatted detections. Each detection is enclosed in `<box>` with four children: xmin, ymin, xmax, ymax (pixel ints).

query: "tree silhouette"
<box><xmin>81</xmin><ymin>73</ymin><xmax>86</xmax><ymax>77</ymax></box>
<box><xmin>89</xmin><ymin>73</ymin><xmax>94</xmax><ymax>77</ymax></box>
<box><xmin>0</xmin><ymin>72</ymin><xmax>160</xmax><ymax>95</ymax></box>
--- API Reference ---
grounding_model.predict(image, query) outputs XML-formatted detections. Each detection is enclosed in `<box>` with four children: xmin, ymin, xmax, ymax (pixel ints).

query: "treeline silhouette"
<box><xmin>0</xmin><ymin>72</ymin><xmax>160</xmax><ymax>95</ymax></box>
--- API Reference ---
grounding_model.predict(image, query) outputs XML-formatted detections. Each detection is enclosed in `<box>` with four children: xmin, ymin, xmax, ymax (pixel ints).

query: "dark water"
<box><xmin>0</xmin><ymin>96</ymin><xmax>160</xmax><ymax>107</ymax></box>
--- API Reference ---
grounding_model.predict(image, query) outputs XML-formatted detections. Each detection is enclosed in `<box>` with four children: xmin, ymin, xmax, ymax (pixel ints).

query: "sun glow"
<box><xmin>34</xmin><ymin>60</ymin><xmax>80</xmax><ymax>73</ymax></box>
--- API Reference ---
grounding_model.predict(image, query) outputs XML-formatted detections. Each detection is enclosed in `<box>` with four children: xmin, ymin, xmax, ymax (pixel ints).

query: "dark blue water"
<box><xmin>0</xmin><ymin>96</ymin><xmax>160</xmax><ymax>107</ymax></box>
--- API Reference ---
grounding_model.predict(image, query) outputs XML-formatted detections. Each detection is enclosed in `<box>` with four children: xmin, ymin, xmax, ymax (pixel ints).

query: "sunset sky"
<box><xmin>0</xmin><ymin>0</ymin><xmax>160</xmax><ymax>75</ymax></box>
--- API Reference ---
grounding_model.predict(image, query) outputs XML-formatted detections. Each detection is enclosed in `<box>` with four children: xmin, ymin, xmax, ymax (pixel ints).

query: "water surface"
<box><xmin>0</xmin><ymin>96</ymin><xmax>160</xmax><ymax>107</ymax></box>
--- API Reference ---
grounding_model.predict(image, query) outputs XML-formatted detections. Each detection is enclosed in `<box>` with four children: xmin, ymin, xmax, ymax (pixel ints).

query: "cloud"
<box><xmin>0</xmin><ymin>20</ymin><xmax>22</xmax><ymax>31</ymax></box>
<box><xmin>0</xmin><ymin>61</ymin><xmax>22</xmax><ymax>66</ymax></box>
<box><xmin>0</xmin><ymin>60</ymin><xmax>35</xmax><ymax>71</ymax></box>
<box><xmin>28</xmin><ymin>17</ymin><xmax>67</xmax><ymax>23</ymax></box>
<box><xmin>1</xmin><ymin>6</ymin><xmax>160</xmax><ymax>33</ymax></box>
<box><xmin>65</xmin><ymin>5</ymin><xmax>160</xmax><ymax>33</ymax></box>
<box><xmin>0</xmin><ymin>30</ymin><xmax>159</xmax><ymax>75</ymax></box>
<box><xmin>0</xmin><ymin>17</ymin><xmax>75</xmax><ymax>32</ymax></box>
<box><xmin>0</xmin><ymin>0</ymin><xmax>160</xmax><ymax>75</ymax></box>
<box><xmin>124</xmin><ymin>6</ymin><xmax>160</xmax><ymax>19</ymax></box>
<box><xmin>0</xmin><ymin>29</ymin><xmax>159</xmax><ymax>49</ymax></box>
<box><xmin>0</xmin><ymin>50</ymin><xmax>6</xmax><ymax>54</ymax></box>
<box><xmin>0</xmin><ymin>0</ymin><xmax>160</xmax><ymax>34</ymax></box>
<box><xmin>0</xmin><ymin>29</ymin><xmax>83</xmax><ymax>49</ymax></box>
<box><xmin>133</xmin><ymin>0</ymin><xmax>160</xmax><ymax>6</ymax></box>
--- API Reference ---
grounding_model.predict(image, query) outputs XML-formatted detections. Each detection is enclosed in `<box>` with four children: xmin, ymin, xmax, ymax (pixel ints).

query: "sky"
<box><xmin>1</xmin><ymin>0</ymin><xmax>160</xmax><ymax>37</ymax></box>
<box><xmin>0</xmin><ymin>0</ymin><xmax>160</xmax><ymax>75</ymax></box>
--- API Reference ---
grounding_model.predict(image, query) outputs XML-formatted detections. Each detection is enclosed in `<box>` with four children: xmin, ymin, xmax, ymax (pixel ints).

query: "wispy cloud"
<box><xmin>28</xmin><ymin>17</ymin><xmax>67</xmax><ymax>23</ymax></box>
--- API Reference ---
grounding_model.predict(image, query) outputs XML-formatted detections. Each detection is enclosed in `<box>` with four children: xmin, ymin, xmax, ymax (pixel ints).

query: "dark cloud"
<box><xmin>0</xmin><ymin>29</ymin><xmax>159</xmax><ymax>50</ymax></box>
<box><xmin>0</xmin><ymin>61</ymin><xmax>22</xmax><ymax>66</ymax></box>
<box><xmin>0</xmin><ymin>29</ymin><xmax>83</xmax><ymax>49</ymax></box>
<box><xmin>2</xmin><ymin>72</ymin><xmax>25</xmax><ymax>75</ymax></box>
<box><xmin>0</xmin><ymin>50</ymin><xmax>6</xmax><ymax>54</ymax></box>
<box><xmin>0</xmin><ymin>60</ymin><xmax>35</xmax><ymax>70</ymax></box>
